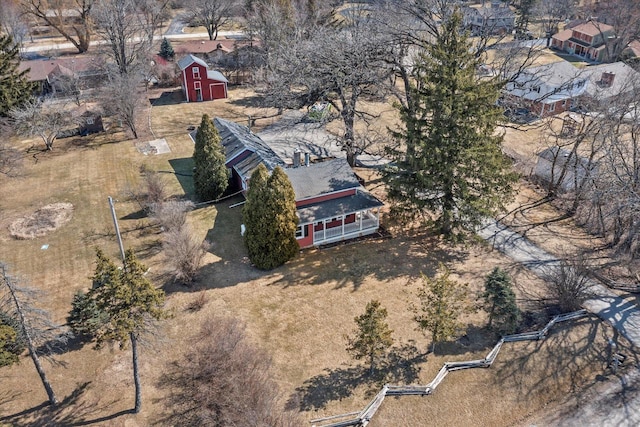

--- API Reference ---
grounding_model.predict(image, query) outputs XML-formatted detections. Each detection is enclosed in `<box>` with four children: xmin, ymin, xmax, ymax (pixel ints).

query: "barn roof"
<box><xmin>285</xmin><ymin>158</ymin><xmax>361</xmax><ymax>200</ymax></box>
<box><xmin>177</xmin><ymin>54</ymin><xmax>228</xmax><ymax>82</ymax></box>
<box><xmin>177</xmin><ymin>54</ymin><xmax>208</xmax><ymax>70</ymax></box>
<box><xmin>213</xmin><ymin>118</ymin><xmax>284</xmax><ymax>178</ymax></box>
<box><xmin>206</xmin><ymin>69</ymin><xmax>228</xmax><ymax>82</ymax></box>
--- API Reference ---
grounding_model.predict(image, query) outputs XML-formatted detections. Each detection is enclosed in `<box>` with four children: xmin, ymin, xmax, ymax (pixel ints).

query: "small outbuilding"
<box><xmin>177</xmin><ymin>54</ymin><xmax>228</xmax><ymax>102</ymax></box>
<box><xmin>533</xmin><ymin>146</ymin><xmax>596</xmax><ymax>193</ymax></box>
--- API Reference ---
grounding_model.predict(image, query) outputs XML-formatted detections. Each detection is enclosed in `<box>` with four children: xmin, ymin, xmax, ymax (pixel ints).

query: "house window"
<box><xmin>562</xmin><ymin>100</ymin><xmax>567</xmax><ymax>107</ymax></box>
<box><xmin>192</xmin><ymin>67</ymin><xmax>200</xmax><ymax>79</ymax></box>
<box><xmin>86</xmin><ymin>117</ymin><xmax>94</xmax><ymax>125</ymax></box>
<box><xmin>295</xmin><ymin>225</ymin><xmax>307</xmax><ymax>239</ymax></box>
<box><xmin>549</xmin><ymin>103</ymin><xmax>556</xmax><ymax>112</ymax></box>
<box><xmin>194</xmin><ymin>81</ymin><xmax>201</xmax><ymax>89</ymax></box>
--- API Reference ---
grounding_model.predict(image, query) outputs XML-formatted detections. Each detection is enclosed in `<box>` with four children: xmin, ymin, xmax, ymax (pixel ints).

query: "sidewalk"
<box><xmin>478</xmin><ymin>220</ymin><xmax>640</xmax><ymax>348</ymax></box>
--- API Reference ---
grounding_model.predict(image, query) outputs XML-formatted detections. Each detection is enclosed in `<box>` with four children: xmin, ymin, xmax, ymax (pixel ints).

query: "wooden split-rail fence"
<box><xmin>310</xmin><ymin>309</ymin><xmax>589</xmax><ymax>427</ymax></box>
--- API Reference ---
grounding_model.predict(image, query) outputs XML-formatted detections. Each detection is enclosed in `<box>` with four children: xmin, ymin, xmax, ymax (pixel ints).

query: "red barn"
<box><xmin>177</xmin><ymin>54</ymin><xmax>228</xmax><ymax>102</ymax></box>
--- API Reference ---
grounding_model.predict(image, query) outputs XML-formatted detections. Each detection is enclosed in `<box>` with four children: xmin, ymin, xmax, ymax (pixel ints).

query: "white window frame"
<box><xmin>192</xmin><ymin>67</ymin><xmax>200</xmax><ymax>79</ymax></box>
<box><xmin>548</xmin><ymin>103</ymin><xmax>556</xmax><ymax>112</ymax></box>
<box><xmin>295</xmin><ymin>225</ymin><xmax>307</xmax><ymax>239</ymax></box>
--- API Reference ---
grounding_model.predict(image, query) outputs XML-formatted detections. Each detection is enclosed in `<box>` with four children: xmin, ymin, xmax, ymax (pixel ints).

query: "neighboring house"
<box><xmin>210</xmin><ymin>118</ymin><xmax>384</xmax><ymax>248</ymax></box>
<box><xmin>463</xmin><ymin>1</ymin><xmax>515</xmax><ymax>35</ymax></box>
<box><xmin>18</xmin><ymin>56</ymin><xmax>103</xmax><ymax>96</ymax></box>
<box><xmin>175</xmin><ymin>39</ymin><xmax>262</xmax><ymax>84</ymax></box>
<box><xmin>534</xmin><ymin>147</ymin><xmax>596</xmax><ymax>193</ymax></box>
<box><xmin>177</xmin><ymin>54</ymin><xmax>228</xmax><ymax>102</ymax></box>
<box><xmin>504</xmin><ymin>61</ymin><xmax>588</xmax><ymax>117</ymax></box>
<box><xmin>503</xmin><ymin>60</ymin><xmax>640</xmax><ymax>117</ymax></box>
<box><xmin>551</xmin><ymin>21</ymin><xmax>615</xmax><ymax>62</ymax></box>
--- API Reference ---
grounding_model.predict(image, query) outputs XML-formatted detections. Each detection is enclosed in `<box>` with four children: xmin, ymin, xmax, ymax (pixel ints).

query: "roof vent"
<box><xmin>293</xmin><ymin>149</ymin><xmax>301</xmax><ymax>168</ymax></box>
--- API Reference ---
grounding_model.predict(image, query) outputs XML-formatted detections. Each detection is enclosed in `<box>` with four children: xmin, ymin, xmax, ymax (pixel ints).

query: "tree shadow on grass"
<box><xmin>0</xmin><ymin>382</ymin><xmax>133</xmax><ymax>426</ymax></box>
<box><xmin>167</xmin><ymin>158</ymin><xmax>195</xmax><ymax>197</ymax></box>
<box><xmin>286</xmin><ymin>343</ymin><xmax>423</xmax><ymax>411</ymax></box>
<box><xmin>271</xmin><ymin>233</ymin><xmax>469</xmax><ymax>291</ymax></box>
<box><xmin>149</xmin><ymin>89</ymin><xmax>185</xmax><ymax>106</ymax></box>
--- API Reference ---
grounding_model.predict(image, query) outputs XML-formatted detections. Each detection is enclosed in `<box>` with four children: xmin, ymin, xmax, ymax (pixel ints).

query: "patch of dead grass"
<box><xmin>9</xmin><ymin>202</ymin><xmax>74</xmax><ymax>240</ymax></box>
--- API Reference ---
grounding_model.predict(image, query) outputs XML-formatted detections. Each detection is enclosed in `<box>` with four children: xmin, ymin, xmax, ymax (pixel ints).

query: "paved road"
<box><xmin>21</xmin><ymin>30</ymin><xmax>246</xmax><ymax>53</ymax></box>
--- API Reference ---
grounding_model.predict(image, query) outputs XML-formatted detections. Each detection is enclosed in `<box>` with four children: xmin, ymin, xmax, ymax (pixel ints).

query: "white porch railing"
<box><xmin>313</xmin><ymin>217</ymin><xmax>378</xmax><ymax>244</ymax></box>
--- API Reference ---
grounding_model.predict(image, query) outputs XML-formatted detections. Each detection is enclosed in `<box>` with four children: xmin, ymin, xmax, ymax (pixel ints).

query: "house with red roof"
<box><xmin>18</xmin><ymin>56</ymin><xmax>103</xmax><ymax>95</ymax></box>
<box><xmin>177</xmin><ymin>54</ymin><xmax>228</xmax><ymax>102</ymax></box>
<box><xmin>551</xmin><ymin>21</ymin><xmax>615</xmax><ymax>62</ymax></box>
<box><xmin>208</xmin><ymin>118</ymin><xmax>384</xmax><ymax>248</ymax></box>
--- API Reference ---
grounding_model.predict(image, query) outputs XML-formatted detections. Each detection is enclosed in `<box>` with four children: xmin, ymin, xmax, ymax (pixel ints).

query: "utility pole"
<box><xmin>108</xmin><ymin>196</ymin><xmax>126</xmax><ymax>265</ymax></box>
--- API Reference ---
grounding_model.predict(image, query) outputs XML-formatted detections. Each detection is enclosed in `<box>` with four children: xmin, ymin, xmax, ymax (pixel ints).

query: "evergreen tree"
<box><xmin>0</xmin><ymin>35</ymin><xmax>34</xmax><ymax>117</ymax></box>
<box><xmin>384</xmin><ymin>11</ymin><xmax>517</xmax><ymax>240</ymax></box>
<box><xmin>414</xmin><ymin>264</ymin><xmax>470</xmax><ymax>353</ymax></box>
<box><xmin>70</xmin><ymin>249</ymin><xmax>168</xmax><ymax>413</ymax></box>
<box><xmin>243</xmin><ymin>164</ymin><xmax>299</xmax><ymax>270</ymax></box>
<box><xmin>482</xmin><ymin>267</ymin><xmax>520</xmax><ymax>334</ymax></box>
<box><xmin>345</xmin><ymin>300</ymin><xmax>394</xmax><ymax>375</ymax></box>
<box><xmin>159</xmin><ymin>37</ymin><xmax>175</xmax><ymax>60</ymax></box>
<box><xmin>193</xmin><ymin>114</ymin><xmax>230</xmax><ymax>201</ymax></box>
<box><xmin>0</xmin><ymin>312</ymin><xmax>24</xmax><ymax>367</ymax></box>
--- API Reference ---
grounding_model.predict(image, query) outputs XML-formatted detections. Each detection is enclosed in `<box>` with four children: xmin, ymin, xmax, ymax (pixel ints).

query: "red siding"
<box><xmin>297</xmin><ymin>224</ymin><xmax>313</xmax><ymax>248</ymax></box>
<box><xmin>296</xmin><ymin>188</ymin><xmax>357</xmax><ymax>207</ymax></box>
<box><xmin>182</xmin><ymin>62</ymin><xmax>227</xmax><ymax>102</ymax></box>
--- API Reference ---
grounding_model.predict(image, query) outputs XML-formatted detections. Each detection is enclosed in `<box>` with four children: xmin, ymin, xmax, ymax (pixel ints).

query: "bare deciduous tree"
<box><xmin>544</xmin><ymin>257</ymin><xmax>594</xmax><ymax>313</ymax></box>
<box><xmin>21</xmin><ymin>0</ymin><xmax>94</xmax><ymax>53</ymax></box>
<box><xmin>10</xmin><ymin>98</ymin><xmax>75</xmax><ymax>150</ymax></box>
<box><xmin>100</xmin><ymin>71</ymin><xmax>146</xmax><ymax>138</ymax></box>
<box><xmin>93</xmin><ymin>0</ymin><xmax>166</xmax><ymax>75</ymax></box>
<box><xmin>185</xmin><ymin>0</ymin><xmax>239</xmax><ymax>41</ymax></box>
<box><xmin>263</xmin><ymin>10</ymin><xmax>395</xmax><ymax>166</ymax></box>
<box><xmin>0</xmin><ymin>118</ymin><xmax>22</xmax><ymax>176</ymax></box>
<box><xmin>160</xmin><ymin>316</ymin><xmax>302</xmax><ymax>426</ymax></box>
<box><xmin>533</xmin><ymin>0</ymin><xmax>573</xmax><ymax>47</ymax></box>
<box><xmin>0</xmin><ymin>263</ymin><xmax>66</xmax><ymax>406</ymax></box>
<box><xmin>0</xmin><ymin>0</ymin><xmax>29</xmax><ymax>48</ymax></box>
<box><xmin>149</xmin><ymin>200</ymin><xmax>194</xmax><ymax>231</ymax></box>
<box><xmin>163</xmin><ymin>224</ymin><xmax>209</xmax><ymax>285</ymax></box>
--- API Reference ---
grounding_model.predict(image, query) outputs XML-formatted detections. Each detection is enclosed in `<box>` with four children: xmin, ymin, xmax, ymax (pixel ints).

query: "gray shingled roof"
<box><xmin>285</xmin><ymin>158</ymin><xmax>360</xmax><ymax>200</ymax></box>
<box><xmin>213</xmin><ymin>118</ymin><xmax>284</xmax><ymax>179</ymax></box>
<box><xmin>177</xmin><ymin>54</ymin><xmax>208</xmax><ymax>70</ymax></box>
<box><xmin>296</xmin><ymin>190</ymin><xmax>383</xmax><ymax>224</ymax></box>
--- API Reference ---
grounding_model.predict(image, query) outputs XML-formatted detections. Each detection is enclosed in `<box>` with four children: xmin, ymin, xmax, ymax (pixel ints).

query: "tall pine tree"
<box><xmin>193</xmin><ymin>114</ymin><xmax>230</xmax><ymax>201</ymax></box>
<box><xmin>243</xmin><ymin>164</ymin><xmax>298</xmax><ymax>270</ymax></box>
<box><xmin>0</xmin><ymin>35</ymin><xmax>34</xmax><ymax>116</ymax></box>
<box><xmin>384</xmin><ymin>10</ymin><xmax>517</xmax><ymax>239</ymax></box>
<box><xmin>67</xmin><ymin>249</ymin><xmax>168</xmax><ymax>413</ymax></box>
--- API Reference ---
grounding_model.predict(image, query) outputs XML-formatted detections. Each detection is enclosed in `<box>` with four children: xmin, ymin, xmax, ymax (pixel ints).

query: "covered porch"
<box><xmin>295</xmin><ymin>191</ymin><xmax>384</xmax><ymax>248</ymax></box>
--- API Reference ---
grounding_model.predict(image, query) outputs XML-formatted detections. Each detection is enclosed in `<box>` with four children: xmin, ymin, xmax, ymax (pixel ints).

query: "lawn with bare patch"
<box><xmin>0</xmin><ymin>88</ymin><xmax>633</xmax><ymax>427</ymax></box>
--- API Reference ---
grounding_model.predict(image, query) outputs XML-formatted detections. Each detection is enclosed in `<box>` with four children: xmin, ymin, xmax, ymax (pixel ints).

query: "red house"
<box><xmin>177</xmin><ymin>54</ymin><xmax>228</xmax><ymax>102</ymax></box>
<box><xmin>207</xmin><ymin>118</ymin><xmax>383</xmax><ymax>248</ymax></box>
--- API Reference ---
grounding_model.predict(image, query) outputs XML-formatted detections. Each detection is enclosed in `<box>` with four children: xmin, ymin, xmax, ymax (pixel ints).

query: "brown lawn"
<box><xmin>0</xmin><ymin>87</ymin><xmax>634</xmax><ymax>427</ymax></box>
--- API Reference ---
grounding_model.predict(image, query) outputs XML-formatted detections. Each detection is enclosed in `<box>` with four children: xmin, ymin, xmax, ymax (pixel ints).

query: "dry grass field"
<box><xmin>0</xmin><ymin>87</ymin><xmax>635</xmax><ymax>426</ymax></box>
